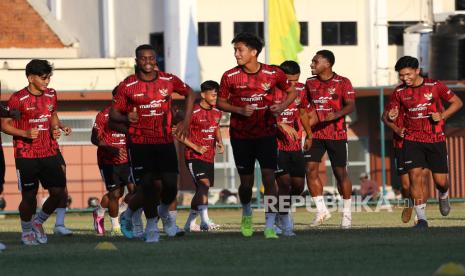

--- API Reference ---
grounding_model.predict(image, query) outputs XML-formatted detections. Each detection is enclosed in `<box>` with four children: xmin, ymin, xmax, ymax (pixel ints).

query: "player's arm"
<box><xmin>1</xmin><ymin>117</ymin><xmax>38</xmax><ymax>139</ymax></box>
<box><xmin>108</xmin><ymin>119</ymin><xmax>129</xmax><ymax>134</ymax></box>
<box><xmin>50</xmin><ymin>112</ymin><xmax>62</xmax><ymax>140</ymax></box>
<box><xmin>175</xmin><ymin>134</ymin><xmax>208</xmax><ymax>155</ymax></box>
<box><xmin>215</xmin><ymin>127</ymin><xmax>224</xmax><ymax>154</ymax></box>
<box><xmin>432</xmin><ymin>95</ymin><xmax>463</xmax><ymax>122</ymax></box>
<box><xmin>175</xmin><ymin>87</ymin><xmax>196</xmax><ymax>140</ymax></box>
<box><xmin>299</xmin><ymin>108</ymin><xmax>314</xmax><ymax>151</ymax></box>
<box><xmin>270</xmin><ymin>85</ymin><xmax>297</xmax><ymax>115</ymax></box>
<box><xmin>325</xmin><ymin>98</ymin><xmax>355</xmax><ymax>122</ymax></box>
<box><xmin>217</xmin><ymin>97</ymin><xmax>254</xmax><ymax>117</ymax></box>
<box><xmin>382</xmin><ymin>109</ymin><xmax>405</xmax><ymax>138</ymax></box>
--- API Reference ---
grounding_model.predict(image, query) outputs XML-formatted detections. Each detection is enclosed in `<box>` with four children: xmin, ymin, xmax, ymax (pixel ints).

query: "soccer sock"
<box><xmin>110</xmin><ymin>216</ymin><xmax>120</xmax><ymax>230</ymax></box>
<box><xmin>132</xmin><ymin>208</ymin><xmax>143</xmax><ymax>225</ymax></box>
<box><xmin>169</xmin><ymin>210</ymin><xmax>178</xmax><ymax>224</ymax></box>
<box><xmin>21</xmin><ymin>220</ymin><xmax>32</xmax><ymax>233</ymax></box>
<box><xmin>55</xmin><ymin>208</ymin><xmax>66</xmax><ymax>226</ymax></box>
<box><xmin>439</xmin><ymin>191</ymin><xmax>449</xmax><ymax>199</ymax></box>
<box><xmin>146</xmin><ymin>218</ymin><xmax>158</xmax><ymax>232</ymax></box>
<box><xmin>97</xmin><ymin>205</ymin><xmax>105</xmax><ymax>217</ymax></box>
<box><xmin>198</xmin><ymin>205</ymin><xmax>210</xmax><ymax>224</ymax></box>
<box><xmin>279</xmin><ymin>214</ymin><xmax>291</xmax><ymax>231</ymax></box>
<box><xmin>34</xmin><ymin>210</ymin><xmax>50</xmax><ymax>224</ymax></box>
<box><xmin>123</xmin><ymin>207</ymin><xmax>133</xmax><ymax>220</ymax></box>
<box><xmin>313</xmin><ymin>196</ymin><xmax>327</xmax><ymax>213</ymax></box>
<box><xmin>242</xmin><ymin>202</ymin><xmax>252</xmax><ymax>216</ymax></box>
<box><xmin>158</xmin><ymin>203</ymin><xmax>170</xmax><ymax>218</ymax></box>
<box><xmin>414</xmin><ymin>203</ymin><xmax>427</xmax><ymax>221</ymax></box>
<box><xmin>343</xmin><ymin>199</ymin><xmax>352</xmax><ymax>214</ymax></box>
<box><xmin>265</xmin><ymin>212</ymin><xmax>277</xmax><ymax>229</ymax></box>
<box><xmin>186</xmin><ymin>209</ymin><xmax>199</xmax><ymax>226</ymax></box>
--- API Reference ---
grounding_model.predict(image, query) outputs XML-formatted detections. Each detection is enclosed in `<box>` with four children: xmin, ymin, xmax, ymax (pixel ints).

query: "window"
<box><xmin>198</xmin><ymin>22</ymin><xmax>221</xmax><ymax>46</ymax></box>
<box><xmin>234</xmin><ymin>22</ymin><xmax>264</xmax><ymax>41</ymax></box>
<box><xmin>388</xmin><ymin>21</ymin><xmax>419</xmax><ymax>45</ymax></box>
<box><xmin>322</xmin><ymin>22</ymin><xmax>357</xmax><ymax>45</ymax></box>
<box><xmin>457</xmin><ymin>0</ymin><xmax>465</xmax><ymax>10</ymax></box>
<box><xmin>299</xmin><ymin>22</ymin><xmax>308</xmax><ymax>46</ymax></box>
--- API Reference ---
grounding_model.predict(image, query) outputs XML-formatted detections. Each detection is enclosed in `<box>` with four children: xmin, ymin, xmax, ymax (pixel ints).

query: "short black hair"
<box><xmin>316</xmin><ymin>50</ymin><xmax>335</xmax><ymax>66</ymax></box>
<box><xmin>395</xmin><ymin>56</ymin><xmax>419</xmax><ymax>72</ymax></box>
<box><xmin>135</xmin><ymin>44</ymin><xmax>156</xmax><ymax>58</ymax></box>
<box><xmin>231</xmin><ymin>32</ymin><xmax>264</xmax><ymax>57</ymax></box>
<box><xmin>111</xmin><ymin>86</ymin><xmax>118</xmax><ymax>97</ymax></box>
<box><xmin>25</xmin><ymin>59</ymin><xmax>53</xmax><ymax>76</ymax></box>
<box><xmin>200</xmin><ymin>80</ymin><xmax>219</xmax><ymax>92</ymax></box>
<box><xmin>280</xmin><ymin>60</ymin><xmax>301</xmax><ymax>75</ymax></box>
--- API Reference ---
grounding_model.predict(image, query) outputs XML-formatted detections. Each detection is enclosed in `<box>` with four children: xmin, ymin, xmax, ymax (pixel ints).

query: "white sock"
<box><xmin>313</xmin><ymin>196</ymin><xmax>327</xmax><ymax>213</ymax></box>
<box><xmin>55</xmin><ymin>208</ymin><xmax>66</xmax><ymax>226</ymax></box>
<box><xmin>265</xmin><ymin>213</ymin><xmax>277</xmax><ymax>229</ymax></box>
<box><xmin>242</xmin><ymin>203</ymin><xmax>252</xmax><ymax>216</ymax></box>
<box><xmin>158</xmin><ymin>204</ymin><xmax>170</xmax><ymax>218</ymax></box>
<box><xmin>414</xmin><ymin>203</ymin><xmax>427</xmax><ymax>221</ymax></box>
<box><xmin>186</xmin><ymin>209</ymin><xmax>199</xmax><ymax>226</ymax></box>
<box><xmin>97</xmin><ymin>205</ymin><xmax>105</xmax><ymax>217</ymax></box>
<box><xmin>146</xmin><ymin>218</ymin><xmax>158</xmax><ymax>232</ymax></box>
<box><xmin>34</xmin><ymin>210</ymin><xmax>50</xmax><ymax>224</ymax></box>
<box><xmin>343</xmin><ymin>199</ymin><xmax>352</xmax><ymax>214</ymax></box>
<box><xmin>21</xmin><ymin>220</ymin><xmax>32</xmax><ymax>233</ymax></box>
<box><xmin>110</xmin><ymin>216</ymin><xmax>120</xmax><ymax>230</ymax></box>
<box><xmin>439</xmin><ymin>191</ymin><xmax>449</xmax><ymax>199</ymax></box>
<box><xmin>198</xmin><ymin>205</ymin><xmax>210</xmax><ymax>224</ymax></box>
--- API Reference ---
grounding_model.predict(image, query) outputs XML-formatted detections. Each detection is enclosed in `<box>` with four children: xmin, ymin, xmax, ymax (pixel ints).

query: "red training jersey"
<box><xmin>389</xmin><ymin>78</ymin><xmax>454</xmax><ymax>143</ymax></box>
<box><xmin>112</xmin><ymin>73</ymin><xmax>190</xmax><ymax>144</ymax></box>
<box><xmin>7</xmin><ymin>88</ymin><xmax>58</xmax><ymax>158</ymax></box>
<box><xmin>385</xmin><ymin>93</ymin><xmax>405</xmax><ymax>149</ymax></box>
<box><xmin>219</xmin><ymin>64</ymin><xmax>291</xmax><ymax>139</ymax></box>
<box><xmin>184</xmin><ymin>104</ymin><xmax>222</xmax><ymax>163</ymax></box>
<box><xmin>305</xmin><ymin>73</ymin><xmax>355</xmax><ymax>140</ymax></box>
<box><xmin>93</xmin><ymin>107</ymin><xmax>128</xmax><ymax>165</ymax></box>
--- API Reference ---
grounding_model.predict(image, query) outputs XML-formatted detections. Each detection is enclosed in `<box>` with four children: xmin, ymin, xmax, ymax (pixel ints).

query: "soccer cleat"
<box><xmin>21</xmin><ymin>232</ymin><xmax>38</xmax><ymax>246</ymax></box>
<box><xmin>273</xmin><ymin>225</ymin><xmax>283</xmax><ymax>235</ymax></box>
<box><xmin>53</xmin><ymin>225</ymin><xmax>73</xmax><ymax>236</ymax></box>
<box><xmin>310</xmin><ymin>211</ymin><xmax>332</xmax><ymax>227</ymax></box>
<box><xmin>439</xmin><ymin>196</ymin><xmax>451</xmax><ymax>216</ymax></box>
<box><xmin>184</xmin><ymin>223</ymin><xmax>201</xmax><ymax>233</ymax></box>
<box><xmin>110</xmin><ymin>228</ymin><xmax>123</xmax><ymax>237</ymax></box>
<box><xmin>145</xmin><ymin>230</ymin><xmax>160</xmax><ymax>243</ymax></box>
<box><xmin>401</xmin><ymin>207</ymin><xmax>413</xmax><ymax>223</ymax></box>
<box><xmin>119</xmin><ymin>211</ymin><xmax>134</xmax><ymax>239</ymax></box>
<box><xmin>413</xmin><ymin>219</ymin><xmax>428</xmax><ymax>229</ymax></box>
<box><xmin>160</xmin><ymin>215</ymin><xmax>177</xmax><ymax>237</ymax></box>
<box><xmin>264</xmin><ymin>227</ymin><xmax>279</xmax><ymax>239</ymax></box>
<box><xmin>32</xmin><ymin>221</ymin><xmax>48</xmax><ymax>244</ymax></box>
<box><xmin>341</xmin><ymin>212</ymin><xmax>352</xmax><ymax>229</ymax></box>
<box><xmin>132</xmin><ymin>213</ymin><xmax>144</xmax><ymax>239</ymax></box>
<box><xmin>0</xmin><ymin>242</ymin><xmax>6</xmax><ymax>251</ymax></box>
<box><xmin>92</xmin><ymin>209</ymin><xmax>105</xmax><ymax>236</ymax></box>
<box><xmin>175</xmin><ymin>226</ymin><xmax>185</xmax><ymax>237</ymax></box>
<box><xmin>240</xmin><ymin>215</ymin><xmax>253</xmax><ymax>237</ymax></box>
<box><xmin>281</xmin><ymin>229</ymin><xmax>296</xmax><ymax>237</ymax></box>
<box><xmin>200</xmin><ymin>220</ymin><xmax>220</xmax><ymax>231</ymax></box>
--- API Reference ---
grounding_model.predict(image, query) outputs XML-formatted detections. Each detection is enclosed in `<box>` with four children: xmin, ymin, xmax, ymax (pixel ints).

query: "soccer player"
<box><xmin>179</xmin><ymin>80</ymin><xmax>224</xmax><ymax>232</ymax></box>
<box><xmin>91</xmin><ymin>96</ymin><xmax>133</xmax><ymax>236</ymax></box>
<box><xmin>387</xmin><ymin>56</ymin><xmax>462</xmax><ymax>228</ymax></box>
<box><xmin>110</xmin><ymin>44</ymin><xmax>195</xmax><ymax>242</ymax></box>
<box><xmin>304</xmin><ymin>50</ymin><xmax>356</xmax><ymax>229</ymax></box>
<box><xmin>1</xmin><ymin>59</ymin><xmax>67</xmax><ymax>245</ymax></box>
<box><xmin>274</xmin><ymin>60</ymin><xmax>314</xmax><ymax>236</ymax></box>
<box><xmin>217</xmin><ymin>32</ymin><xmax>297</xmax><ymax>239</ymax></box>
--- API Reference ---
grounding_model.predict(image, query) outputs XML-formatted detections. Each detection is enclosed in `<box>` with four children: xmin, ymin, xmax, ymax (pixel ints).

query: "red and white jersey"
<box><xmin>275</xmin><ymin>82</ymin><xmax>309</xmax><ymax>151</ymax></box>
<box><xmin>112</xmin><ymin>73</ymin><xmax>191</xmax><ymax>144</ymax></box>
<box><xmin>7</xmin><ymin>88</ymin><xmax>58</xmax><ymax>158</ymax></box>
<box><xmin>184</xmin><ymin>104</ymin><xmax>222</xmax><ymax>163</ymax></box>
<box><xmin>219</xmin><ymin>64</ymin><xmax>291</xmax><ymax>139</ymax></box>
<box><xmin>389</xmin><ymin>78</ymin><xmax>454</xmax><ymax>143</ymax></box>
<box><xmin>93</xmin><ymin>107</ymin><xmax>128</xmax><ymax>165</ymax></box>
<box><xmin>385</xmin><ymin>93</ymin><xmax>406</xmax><ymax>149</ymax></box>
<box><xmin>305</xmin><ymin>74</ymin><xmax>355</xmax><ymax>140</ymax></box>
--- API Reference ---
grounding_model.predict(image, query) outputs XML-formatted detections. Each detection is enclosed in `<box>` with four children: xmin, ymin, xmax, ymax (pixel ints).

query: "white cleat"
<box><xmin>0</xmin><ymin>242</ymin><xmax>6</xmax><ymax>251</ymax></box>
<box><xmin>21</xmin><ymin>232</ymin><xmax>39</xmax><ymax>246</ymax></box>
<box><xmin>310</xmin><ymin>211</ymin><xmax>332</xmax><ymax>227</ymax></box>
<box><xmin>341</xmin><ymin>212</ymin><xmax>352</xmax><ymax>229</ymax></box>
<box><xmin>53</xmin><ymin>225</ymin><xmax>73</xmax><ymax>236</ymax></box>
<box><xmin>200</xmin><ymin>220</ymin><xmax>220</xmax><ymax>231</ymax></box>
<box><xmin>145</xmin><ymin>230</ymin><xmax>160</xmax><ymax>243</ymax></box>
<box><xmin>161</xmin><ymin>215</ymin><xmax>177</xmax><ymax>237</ymax></box>
<box><xmin>32</xmin><ymin>221</ymin><xmax>48</xmax><ymax>244</ymax></box>
<box><xmin>184</xmin><ymin>223</ymin><xmax>201</xmax><ymax>233</ymax></box>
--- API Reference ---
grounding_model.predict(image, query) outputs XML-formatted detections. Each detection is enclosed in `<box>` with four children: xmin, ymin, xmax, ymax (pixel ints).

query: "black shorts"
<box><xmin>128</xmin><ymin>143</ymin><xmax>178</xmax><ymax>185</ymax></box>
<box><xmin>393</xmin><ymin>147</ymin><xmax>407</xmax><ymax>176</ymax></box>
<box><xmin>403</xmin><ymin>140</ymin><xmax>448</xmax><ymax>173</ymax></box>
<box><xmin>186</xmin><ymin>159</ymin><xmax>214</xmax><ymax>187</ymax></box>
<box><xmin>304</xmin><ymin>139</ymin><xmax>347</xmax><ymax>167</ymax></box>
<box><xmin>0</xmin><ymin>149</ymin><xmax>5</xmax><ymax>186</ymax></box>
<box><xmin>230</xmin><ymin>136</ymin><xmax>278</xmax><ymax>175</ymax></box>
<box><xmin>56</xmin><ymin>149</ymin><xmax>66</xmax><ymax>167</ymax></box>
<box><xmin>276</xmin><ymin>150</ymin><xmax>305</xmax><ymax>178</ymax></box>
<box><xmin>99</xmin><ymin>163</ymin><xmax>131</xmax><ymax>191</ymax></box>
<box><xmin>15</xmin><ymin>155</ymin><xmax>66</xmax><ymax>191</ymax></box>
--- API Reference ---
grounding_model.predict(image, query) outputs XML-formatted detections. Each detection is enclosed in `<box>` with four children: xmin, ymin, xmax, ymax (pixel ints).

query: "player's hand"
<box><xmin>431</xmin><ymin>112</ymin><xmax>443</xmax><ymax>122</ymax></box>
<box><xmin>8</xmin><ymin>109</ymin><xmax>21</xmax><ymax>120</ymax></box>
<box><xmin>394</xmin><ymin>127</ymin><xmax>405</xmax><ymax>138</ymax></box>
<box><xmin>270</xmin><ymin>103</ymin><xmax>285</xmax><ymax>116</ymax></box>
<box><xmin>239</xmin><ymin>105</ymin><xmax>254</xmax><ymax>117</ymax></box>
<box><xmin>279</xmin><ymin>123</ymin><xmax>299</xmax><ymax>140</ymax></box>
<box><xmin>195</xmin><ymin>145</ymin><xmax>209</xmax><ymax>155</ymax></box>
<box><xmin>216</xmin><ymin>142</ymin><xmax>225</xmax><ymax>154</ymax></box>
<box><xmin>388</xmin><ymin>106</ymin><xmax>399</xmax><ymax>121</ymax></box>
<box><xmin>25</xmin><ymin>128</ymin><xmax>39</xmax><ymax>139</ymax></box>
<box><xmin>52</xmin><ymin>125</ymin><xmax>61</xmax><ymax>140</ymax></box>
<box><xmin>61</xmin><ymin>125</ymin><xmax>72</xmax><ymax>136</ymax></box>
<box><xmin>324</xmin><ymin>112</ymin><xmax>338</xmax><ymax>122</ymax></box>
<box><xmin>128</xmin><ymin>107</ymin><xmax>139</xmax><ymax>123</ymax></box>
<box><xmin>175</xmin><ymin>121</ymin><xmax>189</xmax><ymax>141</ymax></box>
<box><xmin>303</xmin><ymin>135</ymin><xmax>312</xmax><ymax>151</ymax></box>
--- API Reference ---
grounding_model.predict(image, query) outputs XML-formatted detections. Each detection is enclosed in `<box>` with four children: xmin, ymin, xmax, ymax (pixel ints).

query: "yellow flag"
<box><xmin>268</xmin><ymin>0</ymin><xmax>303</xmax><ymax>64</ymax></box>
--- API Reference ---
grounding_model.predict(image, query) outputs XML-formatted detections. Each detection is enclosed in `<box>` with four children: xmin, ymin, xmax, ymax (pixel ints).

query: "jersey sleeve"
<box><xmin>342</xmin><ymin>78</ymin><xmax>356</xmax><ymax>101</ymax></box>
<box><xmin>172</xmin><ymin>75</ymin><xmax>191</xmax><ymax>96</ymax></box>
<box><xmin>111</xmin><ymin>82</ymin><xmax>129</xmax><ymax>113</ymax></box>
<box><xmin>275</xmin><ymin>69</ymin><xmax>291</xmax><ymax>91</ymax></box>
<box><xmin>6</xmin><ymin>94</ymin><xmax>19</xmax><ymax>112</ymax></box>
<box><xmin>436</xmin><ymin>81</ymin><xmax>455</xmax><ymax>102</ymax></box>
<box><xmin>92</xmin><ymin>112</ymin><xmax>105</xmax><ymax>139</ymax></box>
<box><xmin>218</xmin><ymin>72</ymin><xmax>230</xmax><ymax>99</ymax></box>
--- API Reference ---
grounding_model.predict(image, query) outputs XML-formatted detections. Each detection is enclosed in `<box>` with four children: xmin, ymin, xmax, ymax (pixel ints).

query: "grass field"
<box><xmin>1</xmin><ymin>204</ymin><xmax>465</xmax><ymax>275</ymax></box>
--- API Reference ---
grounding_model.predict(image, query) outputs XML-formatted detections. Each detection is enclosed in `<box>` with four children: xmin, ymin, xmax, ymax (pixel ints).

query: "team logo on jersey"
<box><xmin>159</xmin><ymin>88</ymin><xmax>168</xmax><ymax>97</ymax></box>
<box><xmin>424</xmin><ymin>93</ymin><xmax>433</xmax><ymax>101</ymax></box>
<box><xmin>262</xmin><ymin>82</ymin><xmax>271</xmax><ymax>91</ymax></box>
<box><xmin>47</xmin><ymin>104</ymin><xmax>54</xmax><ymax>112</ymax></box>
<box><xmin>328</xmin><ymin>88</ymin><xmax>336</xmax><ymax>95</ymax></box>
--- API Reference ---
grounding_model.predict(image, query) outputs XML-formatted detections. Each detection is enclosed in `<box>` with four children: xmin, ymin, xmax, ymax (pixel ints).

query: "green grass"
<box><xmin>1</xmin><ymin>204</ymin><xmax>465</xmax><ymax>275</ymax></box>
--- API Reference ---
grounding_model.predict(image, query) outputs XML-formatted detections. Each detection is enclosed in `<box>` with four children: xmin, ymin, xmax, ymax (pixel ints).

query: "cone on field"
<box><xmin>434</xmin><ymin>262</ymin><xmax>465</xmax><ymax>276</ymax></box>
<box><xmin>95</xmin><ymin>241</ymin><xmax>117</xmax><ymax>251</ymax></box>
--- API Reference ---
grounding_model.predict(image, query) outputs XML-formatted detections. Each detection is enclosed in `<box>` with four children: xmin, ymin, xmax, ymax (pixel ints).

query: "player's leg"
<box><xmin>107</xmin><ymin>186</ymin><xmax>124</xmax><ymax>235</ymax></box>
<box><xmin>428</xmin><ymin>142</ymin><xmax>450</xmax><ymax>216</ymax></box>
<box><xmin>54</xmin><ymin>150</ymin><xmax>72</xmax><ymax>235</ymax></box>
<box><xmin>275</xmin><ymin>151</ymin><xmax>294</xmax><ymax>236</ymax></box>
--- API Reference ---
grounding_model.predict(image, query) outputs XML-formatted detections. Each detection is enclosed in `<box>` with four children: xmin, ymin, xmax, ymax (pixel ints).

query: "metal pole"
<box><xmin>379</xmin><ymin>87</ymin><xmax>387</xmax><ymax>196</ymax></box>
<box><xmin>264</xmin><ymin>0</ymin><xmax>269</xmax><ymax>64</ymax></box>
<box><xmin>255</xmin><ymin>161</ymin><xmax>262</xmax><ymax>208</ymax></box>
